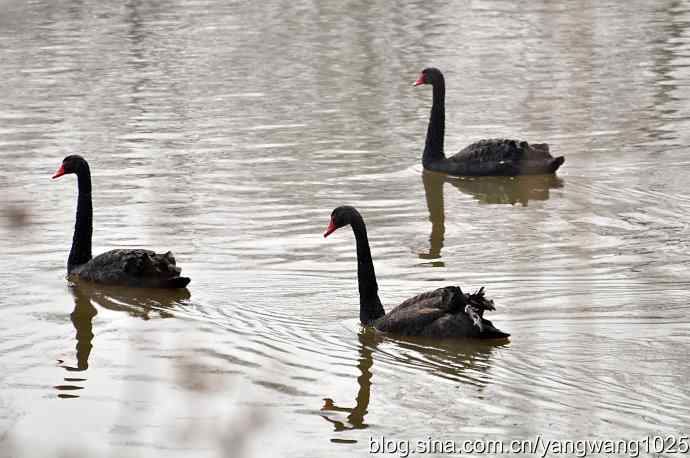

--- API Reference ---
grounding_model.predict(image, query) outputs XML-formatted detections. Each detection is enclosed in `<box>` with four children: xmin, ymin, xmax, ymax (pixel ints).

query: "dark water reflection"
<box><xmin>321</xmin><ymin>329</ymin><xmax>504</xmax><ymax>437</ymax></box>
<box><xmin>60</xmin><ymin>286</ymin><xmax>97</xmax><ymax>373</ymax></box>
<box><xmin>68</xmin><ymin>280</ymin><xmax>191</xmax><ymax>320</ymax></box>
<box><xmin>55</xmin><ymin>283</ymin><xmax>190</xmax><ymax>399</ymax></box>
<box><xmin>321</xmin><ymin>331</ymin><xmax>376</xmax><ymax>433</ymax></box>
<box><xmin>2</xmin><ymin>0</ymin><xmax>690</xmax><ymax>456</ymax></box>
<box><xmin>448</xmin><ymin>175</ymin><xmax>564</xmax><ymax>206</ymax></box>
<box><xmin>420</xmin><ymin>171</ymin><xmax>564</xmax><ymax>262</ymax></box>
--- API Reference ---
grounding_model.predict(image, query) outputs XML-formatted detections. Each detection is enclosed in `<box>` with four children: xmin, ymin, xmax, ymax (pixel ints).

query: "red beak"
<box><xmin>52</xmin><ymin>164</ymin><xmax>65</xmax><ymax>179</ymax></box>
<box><xmin>323</xmin><ymin>219</ymin><xmax>337</xmax><ymax>238</ymax></box>
<box><xmin>413</xmin><ymin>75</ymin><xmax>425</xmax><ymax>86</ymax></box>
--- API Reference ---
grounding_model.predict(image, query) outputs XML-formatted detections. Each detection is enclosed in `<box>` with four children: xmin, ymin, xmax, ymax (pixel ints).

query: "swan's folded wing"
<box><xmin>449</xmin><ymin>139</ymin><xmax>561</xmax><ymax>175</ymax></box>
<box><xmin>392</xmin><ymin>286</ymin><xmax>465</xmax><ymax>312</ymax></box>
<box><xmin>376</xmin><ymin>286</ymin><xmax>506</xmax><ymax>338</ymax></box>
<box><xmin>123</xmin><ymin>250</ymin><xmax>182</xmax><ymax>277</ymax></box>
<box><xmin>527</xmin><ymin>142</ymin><xmax>552</xmax><ymax>159</ymax></box>
<box><xmin>423</xmin><ymin>313</ymin><xmax>510</xmax><ymax>339</ymax></box>
<box><xmin>375</xmin><ymin>305</ymin><xmax>447</xmax><ymax>335</ymax></box>
<box><xmin>77</xmin><ymin>249</ymin><xmax>186</xmax><ymax>286</ymax></box>
<box><xmin>377</xmin><ymin>287</ymin><xmax>464</xmax><ymax>334</ymax></box>
<box><xmin>449</xmin><ymin>138</ymin><xmax>524</xmax><ymax>164</ymax></box>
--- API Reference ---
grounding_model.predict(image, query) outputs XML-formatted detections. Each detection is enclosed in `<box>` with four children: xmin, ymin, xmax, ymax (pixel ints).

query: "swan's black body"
<box><xmin>53</xmin><ymin>155</ymin><xmax>190</xmax><ymax>288</ymax></box>
<box><xmin>71</xmin><ymin>249</ymin><xmax>190</xmax><ymax>288</ymax></box>
<box><xmin>415</xmin><ymin>68</ymin><xmax>564</xmax><ymax>176</ymax></box>
<box><xmin>324</xmin><ymin>206</ymin><xmax>509</xmax><ymax>339</ymax></box>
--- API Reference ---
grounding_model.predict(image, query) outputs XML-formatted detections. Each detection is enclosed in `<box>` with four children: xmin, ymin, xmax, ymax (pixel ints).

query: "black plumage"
<box><xmin>415</xmin><ymin>68</ymin><xmax>564</xmax><ymax>176</ymax></box>
<box><xmin>52</xmin><ymin>155</ymin><xmax>190</xmax><ymax>289</ymax></box>
<box><xmin>72</xmin><ymin>249</ymin><xmax>189</xmax><ymax>288</ymax></box>
<box><xmin>324</xmin><ymin>206</ymin><xmax>508</xmax><ymax>339</ymax></box>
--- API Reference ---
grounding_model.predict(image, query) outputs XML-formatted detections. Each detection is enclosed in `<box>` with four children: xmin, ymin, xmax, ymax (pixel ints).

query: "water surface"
<box><xmin>1</xmin><ymin>0</ymin><xmax>690</xmax><ymax>457</ymax></box>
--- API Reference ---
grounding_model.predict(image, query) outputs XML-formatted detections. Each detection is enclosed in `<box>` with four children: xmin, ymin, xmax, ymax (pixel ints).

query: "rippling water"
<box><xmin>2</xmin><ymin>0</ymin><xmax>690</xmax><ymax>456</ymax></box>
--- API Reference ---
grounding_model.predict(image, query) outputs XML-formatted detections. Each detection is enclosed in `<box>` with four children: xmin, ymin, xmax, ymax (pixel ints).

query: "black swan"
<box><xmin>52</xmin><ymin>155</ymin><xmax>190</xmax><ymax>288</ymax></box>
<box><xmin>323</xmin><ymin>206</ymin><xmax>509</xmax><ymax>339</ymax></box>
<box><xmin>414</xmin><ymin>67</ymin><xmax>565</xmax><ymax>176</ymax></box>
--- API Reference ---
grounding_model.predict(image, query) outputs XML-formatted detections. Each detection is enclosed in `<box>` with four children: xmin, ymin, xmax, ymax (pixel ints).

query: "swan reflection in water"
<box><xmin>320</xmin><ymin>329</ymin><xmax>505</xmax><ymax>435</ymax></box>
<box><xmin>420</xmin><ymin>171</ymin><xmax>563</xmax><ymax>261</ymax></box>
<box><xmin>321</xmin><ymin>330</ymin><xmax>378</xmax><ymax>433</ymax></box>
<box><xmin>55</xmin><ymin>281</ymin><xmax>190</xmax><ymax>398</ymax></box>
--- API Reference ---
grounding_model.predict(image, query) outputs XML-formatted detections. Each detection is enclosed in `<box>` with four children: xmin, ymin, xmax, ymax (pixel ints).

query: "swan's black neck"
<box><xmin>68</xmin><ymin>163</ymin><xmax>93</xmax><ymax>272</ymax></box>
<box><xmin>423</xmin><ymin>76</ymin><xmax>446</xmax><ymax>167</ymax></box>
<box><xmin>349</xmin><ymin>215</ymin><xmax>386</xmax><ymax>325</ymax></box>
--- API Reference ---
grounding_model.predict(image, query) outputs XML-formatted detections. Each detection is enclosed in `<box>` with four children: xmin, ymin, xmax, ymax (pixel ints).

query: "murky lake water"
<box><xmin>2</xmin><ymin>0</ymin><xmax>690</xmax><ymax>456</ymax></box>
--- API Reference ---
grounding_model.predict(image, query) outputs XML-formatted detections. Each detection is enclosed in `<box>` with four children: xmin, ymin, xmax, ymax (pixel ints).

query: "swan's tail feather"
<box><xmin>119</xmin><ymin>250</ymin><xmax>190</xmax><ymax>288</ymax></box>
<box><xmin>526</xmin><ymin>142</ymin><xmax>564</xmax><ymax>174</ymax></box>
<box><xmin>162</xmin><ymin>276</ymin><xmax>191</xmax><ymax>289</ymax></box>
<box><xmin>466</xmin><ymin>287</ymin><xmax>495</xmax><ymax>314</ymax></box>
<box><xmin>480</xmin><ymin>323</ymin><xmax>510</xmax><ymax>339</ymax></box>
<box><xmin>526</xmin><ymin>142</ymin><xmax>551</xmax><ymax>159</ymax></box>
<box><xmin>463</xmin><ymin>287</ymin><xmax>510</xmax><ymax>338</ymax></box>
<box><xmin>464</xmin><ymin>304</ymin><xmax>484</xmax><ymax>331</ymax></box>
<box><xmin>549</xmin><ymin>156</ymin><xmax>565</xmax><ymax>173</ymax></box>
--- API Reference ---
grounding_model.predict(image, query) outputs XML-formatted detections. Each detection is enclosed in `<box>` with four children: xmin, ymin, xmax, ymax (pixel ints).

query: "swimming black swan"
<box><xmin>323</xmin><ymin>206</ymin><xmax>509</xmax><ymax>339</ymax></box>
<box><xmin>414</xmin><ymin>67</ymin><xmax>564</xmax><ymax>176</ymax></box>
<box><xmin>52</xmin><ymin>155</ymin><xmax>190</xmax><ymax>288</ymax></box>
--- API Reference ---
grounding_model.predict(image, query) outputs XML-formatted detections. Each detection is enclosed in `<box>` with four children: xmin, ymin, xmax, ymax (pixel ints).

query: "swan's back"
<box><xmin>443</xmin><ymin>138</ymin><xmax>564</xmax><ymax>176</ymax></box>
<box><xmin>374</xmin><ymin>286</ymin><xmax>509</xmax><ymax>339</ymax></box>
<box><xmin>71</xmin><ymin>249</ymin><xmax>190</xmax><ymax>288</ymax></box>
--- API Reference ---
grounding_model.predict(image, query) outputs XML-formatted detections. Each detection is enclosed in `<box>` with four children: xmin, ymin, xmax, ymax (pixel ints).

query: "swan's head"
<box><xmin>52</xmin><ymin>155</ymin><xmax>88</xmax><ymax>179</ymax></box>
<box><xmin>414</xmin><ymin>67</ymin><xmax>443</xmax><ymax>86</ymax></box>
<box><xmin>324</xmin><ymin>206</ymin><xmax>361</xmax><ymax>237</ymax></box>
